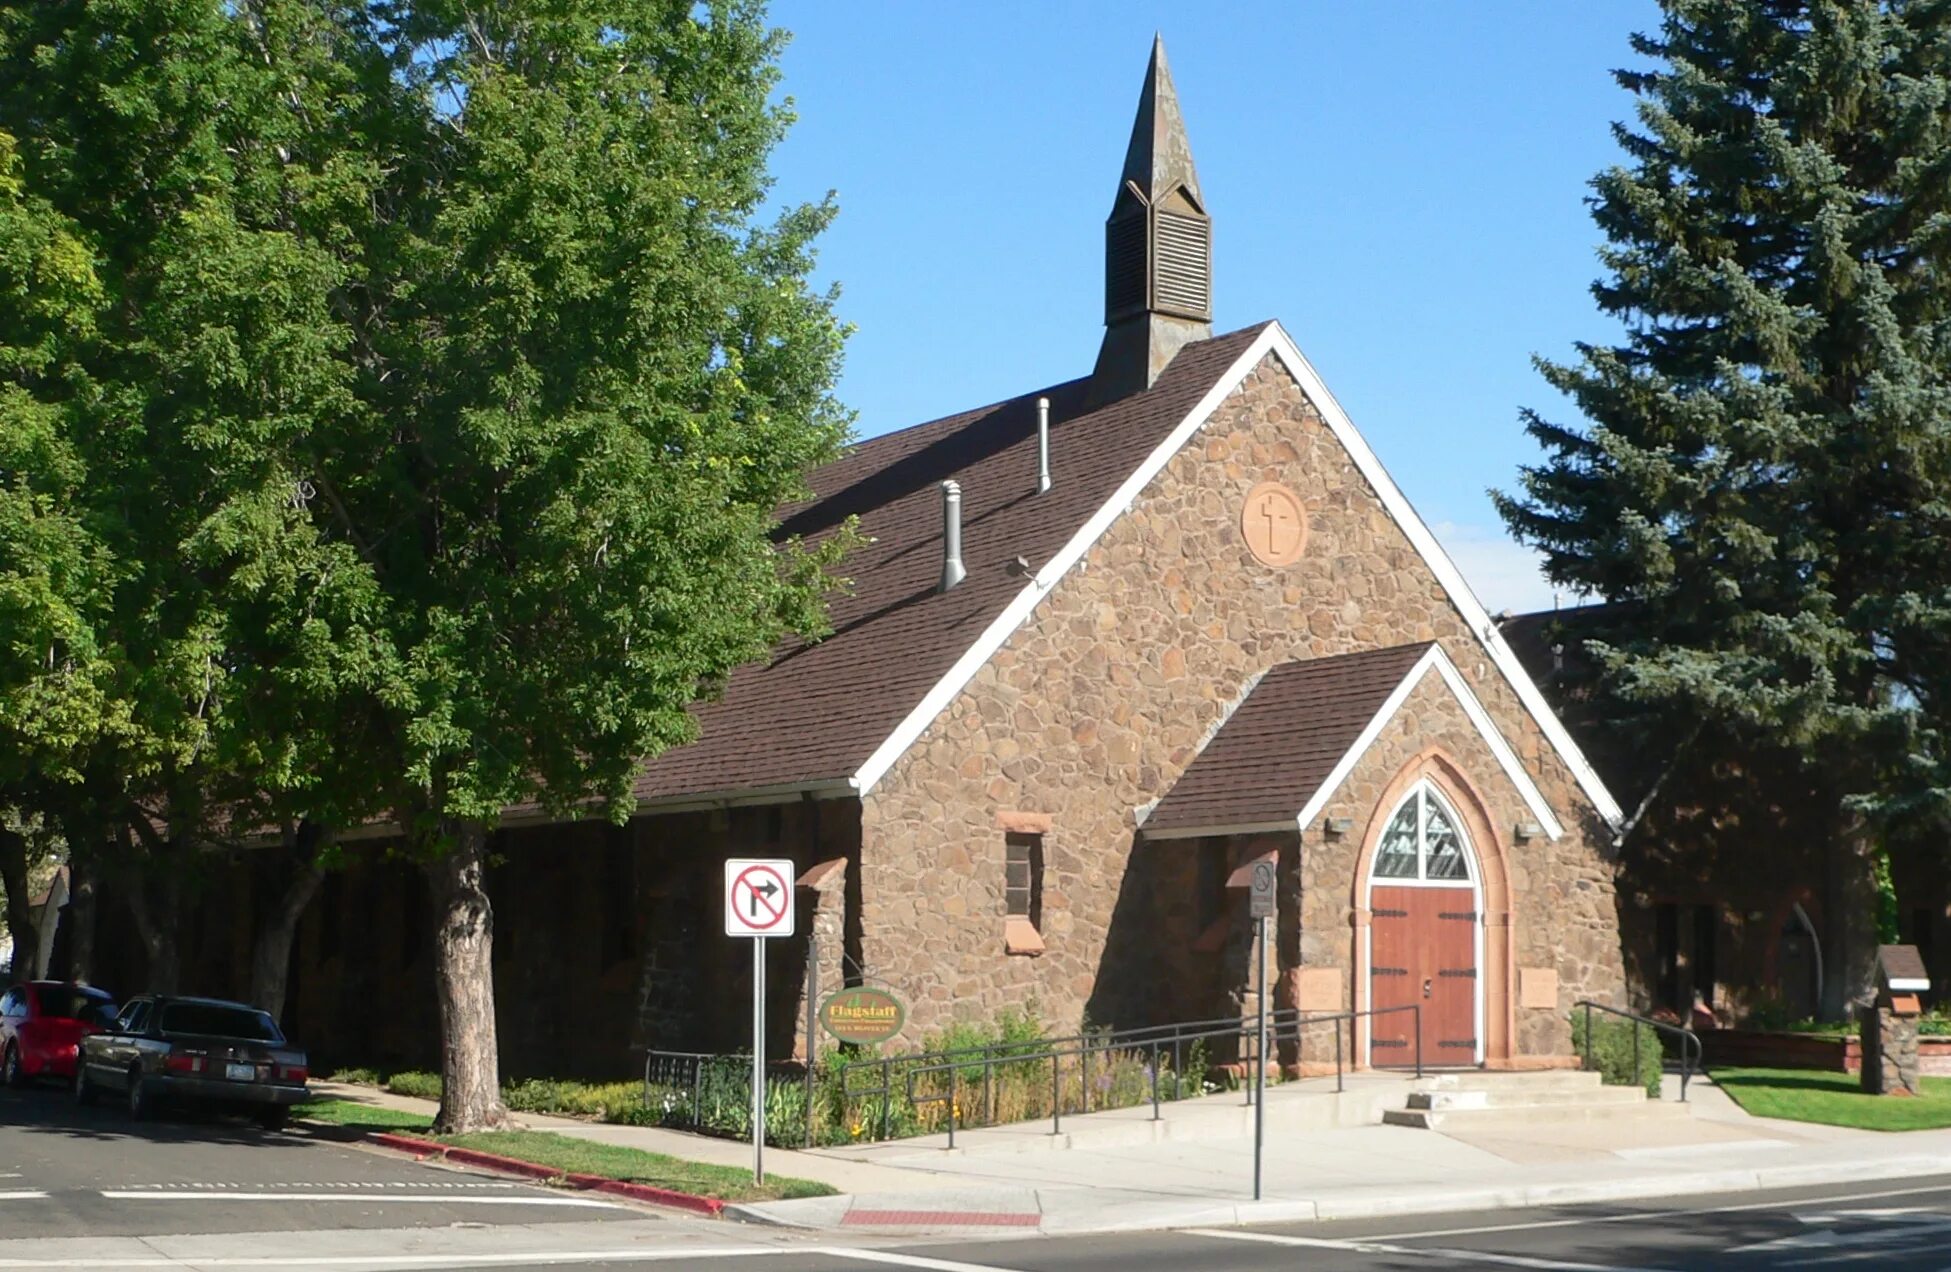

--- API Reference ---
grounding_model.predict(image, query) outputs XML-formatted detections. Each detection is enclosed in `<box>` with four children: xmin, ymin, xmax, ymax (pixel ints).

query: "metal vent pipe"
<box><xmin>1036</xmin><ymin>397</ymin><xmax>1051</xmax><ymax>494</ymax></box>
<box><xmin>939</xmin><ymin>480</ymin><xmax>966</xmax><ymax>592</ymax></box>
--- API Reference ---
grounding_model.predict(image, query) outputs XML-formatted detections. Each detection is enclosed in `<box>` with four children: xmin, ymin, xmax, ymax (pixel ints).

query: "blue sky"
<box><xmin>763</xmin><ymin>2</ymin><xmax>1662</xmax><ymax>613</ymax></box>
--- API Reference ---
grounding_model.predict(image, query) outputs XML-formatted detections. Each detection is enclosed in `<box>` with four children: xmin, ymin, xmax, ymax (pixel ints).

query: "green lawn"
<box><xmin>436</xmin><ymin>1130</ymin><xmax>835</xmax><ymax>1202</ymax></box>
<box><xmin>295</xmin><ymin>1100</ymin><xmax>831</xmax><ymax>1203</ymax></box>
<box><xmin>1711</xmin><ymin>1067</ymin><xmax>1951</xmax><ymax>1131</ymax></box>
<box><xmin>297</xmin><ymin>1098</ymin><xmax>434</xmax><ymax>1132</ymax></box>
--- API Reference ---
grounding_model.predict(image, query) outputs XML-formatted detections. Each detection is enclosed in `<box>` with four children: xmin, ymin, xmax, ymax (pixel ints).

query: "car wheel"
<box><xmin>74</xmin><ymin>1063</ymin><xmax>97</xmax><ymax>1106</ymax></box>
<box><xmin>257</xmin><ymin>1106</ymin><xmax>289</xmax><ymax>1133</ymax></box>
<box><xmin>2</xmin><ymin>1044</ymin><xmax>21</xmax><ymax>1089</ymax></box>
<box><xmin>126</xmin><ymin>1071</ymin><xmax>149</xmax><ymax>1121</ymax></box>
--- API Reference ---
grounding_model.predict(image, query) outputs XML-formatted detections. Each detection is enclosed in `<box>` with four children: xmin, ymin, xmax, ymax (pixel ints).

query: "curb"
<box><xmin>365</xmin><ymin>1131</ymin><xmax>727</xmax><ymax>1217</ymax></box>
<box><xmin>736</xmin><ymin>1150</ymin><xmax>1951</xmax><ymax>1237</ymax></box>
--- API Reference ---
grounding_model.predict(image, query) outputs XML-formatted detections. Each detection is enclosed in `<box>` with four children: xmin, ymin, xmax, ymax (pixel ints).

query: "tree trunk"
<box><xmin>126</xmin><ymin>868</ymin><xmax>183</xmax><ymax>995</ymax></box>
<box><xmin>1819</xmin><ymin>813</ymin><xmax>1881</xmax><ymax>1020</ymax></box>
<box><xmin>66</xmin><ymin>857</ymin><xmax>97</xmax><ymax>986</ymax></box>
<box><xmin>250</xmin><ymin>825</ymin><xmax>326</xmax><ymax>1024</ymax></box>
<box><xmin>0</xmin><ymin>827</ymin><xmax>35</xmax><ymax>979</ymax></box>
<box><xmin>426</xmin><ymin>820</ymin><xmax>507</xmax><ymax>1133</ymax></box>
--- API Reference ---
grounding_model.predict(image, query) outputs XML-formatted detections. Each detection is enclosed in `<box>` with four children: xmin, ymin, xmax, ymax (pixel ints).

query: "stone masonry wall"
<box><xmin>858</xmin><ymin>354</ymin><xmax>1626</xmax><ymax>1045</ymax></box>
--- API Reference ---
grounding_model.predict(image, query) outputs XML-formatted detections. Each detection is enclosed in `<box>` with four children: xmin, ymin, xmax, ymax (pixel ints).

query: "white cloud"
<box><xmin>1428</xmin><ymin>521</ymin><xmax>1586</xmax><ymax>617</ymax></box>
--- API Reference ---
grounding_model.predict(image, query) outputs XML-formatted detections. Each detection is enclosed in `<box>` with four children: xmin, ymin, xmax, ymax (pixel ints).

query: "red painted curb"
<box><xmin>567</xmin><ymin>1172</ymin><xmax>726</xmax><ymax>1217</ymax></box>
<box><xmin>363</xmin><ymin>1132</ymin><xmax>725</xmax><ymax>1216</ymax></box>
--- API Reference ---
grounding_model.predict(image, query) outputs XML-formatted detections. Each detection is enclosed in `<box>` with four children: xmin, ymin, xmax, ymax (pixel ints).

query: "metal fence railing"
<box><xmin>640</xmin><ymin>1002</ymin><xmax>1430</xmax><ymax>1150</ymax></box>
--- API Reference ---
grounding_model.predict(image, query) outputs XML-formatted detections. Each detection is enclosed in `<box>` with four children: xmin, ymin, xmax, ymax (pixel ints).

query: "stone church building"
<box><xmin>95</xmin><ymin>41</ymin><xmax>1630</xmax><ymax>1077</ymax></box>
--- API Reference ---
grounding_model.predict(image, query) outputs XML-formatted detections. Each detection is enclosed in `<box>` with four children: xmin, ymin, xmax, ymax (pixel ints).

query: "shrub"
<box><xmin>1570</xmin><ymin>1011</ymin><xmax>1662</xmax><ymax>1097</ymax></box>
<box><xmin>504</xmin><ymin>1078</ymin><xmax>642</xmax><ymax>1121</ymax></box>
<box><xmin>326</xmin><ymin>1067</ymin><xmax>385</xmax><ymax>1087</ymax></box>
<box><xmin>386</xmin><ymin>1070</ymin><xmax>443</xmax><ymax>1101</ymax></box>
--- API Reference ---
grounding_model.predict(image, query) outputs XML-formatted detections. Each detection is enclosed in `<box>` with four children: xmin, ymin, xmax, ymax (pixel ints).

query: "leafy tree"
<box><xmin>324</xmin><ymin>0</ymin><xmax>852</xmax><ymax>1131</ymax></box>
<box><xmin>1497</xmin><ymin>0</ymin><xmax>1951</xmax><ymax>1014</ymax></box>
<box><xmin>0</xmin><ymin>0</ymin><xmax>848</xmax><ymax>1131</ymax></box>
<box><xmin>0</xmin><ymin>126</ymin><xmax>115</xmax><ymax>974</ymax></box>
<box><xmin>0</xmin><ymin>1</ymin><xmax>385</xmax><ymax>990</ymax></box>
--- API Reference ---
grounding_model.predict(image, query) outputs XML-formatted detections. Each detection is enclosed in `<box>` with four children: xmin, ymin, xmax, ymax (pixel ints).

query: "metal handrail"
<box><xmin>900</xmin><ymin>1003</ymin><xmax>1426</xmax><ymax>1149</ymax></box>
<box><xmin>902</xmin><ymin>1012</ymin><xmax>1298</xmax><ymax>1148</ymax></box>
<box><xmin>1574</xmin><ymin>999</ymin><xmax>1700</xmax><ymax>1102</ymax></box>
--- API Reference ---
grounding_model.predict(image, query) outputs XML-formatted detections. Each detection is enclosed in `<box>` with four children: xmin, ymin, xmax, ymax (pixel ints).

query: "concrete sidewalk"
<box><xmin>313</xmin><ymin>1074</ymin><xmax>1951</xmax><ymax>1238</ymax></box>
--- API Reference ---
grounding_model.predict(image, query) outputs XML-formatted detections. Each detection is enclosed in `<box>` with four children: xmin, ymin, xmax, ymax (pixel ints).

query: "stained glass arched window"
<box><xmin>1370</xmin><ymin>782</ymin><xmax>1473</xmax><ymax>884</ymax></box>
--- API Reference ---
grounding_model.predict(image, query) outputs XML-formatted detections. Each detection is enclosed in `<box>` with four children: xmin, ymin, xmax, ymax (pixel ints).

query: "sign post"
<box><xmin>725</xmin><ymin>858</ymin><xmax>797</xmax><ymax>1186</ymax></box>
<box><xmin>1248</xmin><ymin>857</ymin><xmax>1275</xmax><ymax>1202</ymax></box>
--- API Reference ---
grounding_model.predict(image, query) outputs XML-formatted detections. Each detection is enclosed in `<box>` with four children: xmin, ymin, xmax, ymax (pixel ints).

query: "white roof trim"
<box><xmin>852</xmin><ymin>325</ymin><xmax>1289</xmax><ymax>794</ymax></box>
<box><xmin>1290</xmin><ymin>645</ymin><xmax>1563</xmax><ymax>840</ymax></box>
<box><xmin>1890</xmin><ymin>977</ymin><xmax>1931</xmax><ymax>992</ymax></box>
<box><xmin>852</xmin><ymin>322</ymin><xmax>1623</xmax><ymax>831</ymax></box>
<box><xmin>1259</xmin><ymin>325</ymin><xmax>1622</xmax><ymax>828</ymax></box>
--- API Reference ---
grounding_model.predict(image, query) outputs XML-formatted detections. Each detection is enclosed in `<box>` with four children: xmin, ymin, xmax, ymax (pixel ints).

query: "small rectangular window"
<box><xmin>1691</xmin><ymin>903</ymin><xmax>1719</xmax><ymax>1008</ymax></box>
<box><xmin>1197</xmin><ymin>840</ymin><xmax>1229</xmax><ymax>930</ymax></box>
<box><xmin>1654</xmin><ymin>902</ymin><xmax>1680</xmax><ymax>1011</ymax></box>
<box><xmin>602</xmin><ymin>825</ymin><xmax>638</xmax><ymax>968</ymax></box>
<box><xmin>1005</xmin><ymin>833</ymin><xmax>1043</xmax><ymax>928</ymax></box>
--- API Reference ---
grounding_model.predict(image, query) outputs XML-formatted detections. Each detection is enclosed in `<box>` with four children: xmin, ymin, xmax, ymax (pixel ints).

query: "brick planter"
<box><xmin>1699</xmin><ymin>1029</ymin><xmax>1951</xmax><ymax>1075</ymax></box>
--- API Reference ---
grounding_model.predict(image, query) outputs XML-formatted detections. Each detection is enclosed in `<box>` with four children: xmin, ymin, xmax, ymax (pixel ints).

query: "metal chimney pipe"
<box><xmin>939</xmin><ymin>480</ymin><xmax>966</xmax><ymax>592</ymax></box>
<box><xmin>1036</xmin><ymin>397</ymin><xmax>1051</xmax><ymax>495</ymax></box>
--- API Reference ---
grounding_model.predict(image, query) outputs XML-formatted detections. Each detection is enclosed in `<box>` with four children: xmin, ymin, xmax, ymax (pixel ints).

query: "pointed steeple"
<box><xmin>1091</xmin><ymin>35</ymin><xmax>1213</xmax><ymax>405</ymax></box>
<box><xmin>1117</xmin><ymin>35</ymin><xmax>1204</xmax><ymax>214</ymax></box>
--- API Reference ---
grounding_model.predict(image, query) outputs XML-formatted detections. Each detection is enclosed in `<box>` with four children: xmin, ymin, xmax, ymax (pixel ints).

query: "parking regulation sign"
<box><xmin>724</xmin><ymin>858</ymin><xmax>796</xmax><ymax>938</ymax></box>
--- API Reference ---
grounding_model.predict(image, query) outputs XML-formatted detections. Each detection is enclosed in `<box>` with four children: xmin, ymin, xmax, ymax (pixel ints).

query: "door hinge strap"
<box><xmin>1438</xmin><ymin>967</ymin><xmax>1477</xmax><ymax>979</ymax></box>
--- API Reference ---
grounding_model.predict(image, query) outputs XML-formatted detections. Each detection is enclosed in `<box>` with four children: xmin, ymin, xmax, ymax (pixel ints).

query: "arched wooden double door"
<box><xmin>1367</xmin><ymin>781</ymin><xmax>1483</xmax><ymax>1066</ymax></box>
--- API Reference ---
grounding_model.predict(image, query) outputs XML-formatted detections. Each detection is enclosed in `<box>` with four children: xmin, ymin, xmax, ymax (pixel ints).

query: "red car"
<box><xmin>2</xmin><ymin>981</ymin><xmax>118</xmax><ymax>1086</ymax></box>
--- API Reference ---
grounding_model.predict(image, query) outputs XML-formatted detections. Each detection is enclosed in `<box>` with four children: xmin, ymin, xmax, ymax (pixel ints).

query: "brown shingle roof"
<box><xmin>625</xmin><ymin>323</ymin><xmax>1273</xmax><ymax>802</ymax></box>
<box><xmin>1143</xmin><ymin>643</ymin><xmax>1435</xmax><ymax>836</ymax></box>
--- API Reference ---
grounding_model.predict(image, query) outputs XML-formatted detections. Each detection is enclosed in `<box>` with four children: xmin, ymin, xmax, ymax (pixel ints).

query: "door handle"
<box><xmin>1423</xmin><ymin>978</ymin><xmax>1433</xmax><ymax>1000</ymax></box>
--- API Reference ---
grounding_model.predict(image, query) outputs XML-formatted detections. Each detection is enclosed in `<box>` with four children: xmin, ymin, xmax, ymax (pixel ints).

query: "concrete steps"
<box><xmin>1382</xmin><ymin>1070</ymin><xmax>1691</xmax><ymax>1131</ymax></box>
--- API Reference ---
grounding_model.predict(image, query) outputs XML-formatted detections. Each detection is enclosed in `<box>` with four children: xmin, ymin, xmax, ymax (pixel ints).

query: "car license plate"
<box><xmin>225</xmin><ymin>1062</ymin><xmax>255</xmax><ymax>1082</ymax></box>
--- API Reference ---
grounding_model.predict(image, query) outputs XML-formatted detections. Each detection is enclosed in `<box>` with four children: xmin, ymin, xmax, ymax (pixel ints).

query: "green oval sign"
<box><xmin>819</xmin><ymin>987</ymin><xmax>906</xmax><ymax>1045</ymax></box>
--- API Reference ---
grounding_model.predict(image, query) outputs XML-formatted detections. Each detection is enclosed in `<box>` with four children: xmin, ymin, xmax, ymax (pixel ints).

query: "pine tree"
<box><xmin>1496</xmin><ymin>0</ymin><xmax>1951</xmax><ymax>1013</ymax></box>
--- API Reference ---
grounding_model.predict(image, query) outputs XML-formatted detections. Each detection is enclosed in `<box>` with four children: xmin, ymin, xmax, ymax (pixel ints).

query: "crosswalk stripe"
<box><xmin>96</xmin><ymin>1191</ymin><xmax>619</xmax><ymax>1208</ymax></box>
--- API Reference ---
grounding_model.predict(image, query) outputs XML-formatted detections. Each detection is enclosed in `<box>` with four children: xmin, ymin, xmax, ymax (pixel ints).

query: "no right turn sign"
<box><xmin>724</xmin><ymin>858</ymin><xmax>796</xmax><ymax>938</ymax></box>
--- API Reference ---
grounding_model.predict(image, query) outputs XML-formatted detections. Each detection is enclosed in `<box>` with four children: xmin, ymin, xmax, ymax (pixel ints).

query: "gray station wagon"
<box><xmin>75</xmin><ymin>994</ymin><xmax>308</xmax><ymax>1129</ymax></box>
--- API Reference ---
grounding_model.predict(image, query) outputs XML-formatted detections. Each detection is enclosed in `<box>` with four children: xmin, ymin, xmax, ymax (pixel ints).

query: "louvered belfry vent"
<box><xmin>1153</xmin><ymin>206</ymin><xmax>1211</xmax><ymax>319</ymax></box>
<box><xmin>1090</xmin><ymin>36</ymin><xmax>1216</xmax><ymax>405</ymax></box>
<box><xmin>1106</xmin><ymin>206</ymin><xmax>1148</xmax><ymax>318</ymax></box>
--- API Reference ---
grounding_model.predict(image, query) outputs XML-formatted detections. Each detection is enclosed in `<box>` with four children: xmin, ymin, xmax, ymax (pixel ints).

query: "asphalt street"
<box><xmin>11</xmin><ymin>1076</ymin><xmax>1951</xmax><ymax>1270</ymax></box>
<box><xmin>0</xmin><ymin>1078</ymin><xmax>646</xmax><ymax>1239</ymax></box>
